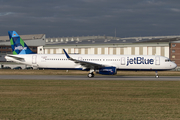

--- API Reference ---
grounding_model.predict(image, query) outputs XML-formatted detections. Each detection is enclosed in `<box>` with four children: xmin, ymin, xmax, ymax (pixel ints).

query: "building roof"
<box><xmin>0</xmin><ymin>34</ymin><xmax>45</xmax><ymax>42</ymax></box>
<box><xmin>138</xmin><ymin>37</ymin><xmax>180</xmax><ymax>43</ymax></box>
<box><xmin>45</xmin><ymin>35</ymin><xmax>180</xmax><ymax>46</ymax></box>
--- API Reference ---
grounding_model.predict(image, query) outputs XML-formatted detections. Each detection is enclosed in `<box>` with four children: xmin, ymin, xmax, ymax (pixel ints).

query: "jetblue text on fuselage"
<box><xmin>126</xmin><ymin>57</ymin><xmax>154</xmax><ymax>66</ymax></box>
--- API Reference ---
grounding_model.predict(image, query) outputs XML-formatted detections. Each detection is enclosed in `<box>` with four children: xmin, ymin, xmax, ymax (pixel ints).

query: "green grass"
<box><xmin>0</xmin><ymin>80</ymin><xmax>180</xmax><ymax>120</ymax></box>
<box><xmin>1</xmin><ymin>69</ymin><xmax>180</xmax><ymax>76</ymax></box>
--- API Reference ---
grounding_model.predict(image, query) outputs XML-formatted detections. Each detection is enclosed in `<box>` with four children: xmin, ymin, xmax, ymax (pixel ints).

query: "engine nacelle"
<box><xmin>96</xmin><ymin>67</ymin><xmax>117</xmax><ymax>75</ymax></box>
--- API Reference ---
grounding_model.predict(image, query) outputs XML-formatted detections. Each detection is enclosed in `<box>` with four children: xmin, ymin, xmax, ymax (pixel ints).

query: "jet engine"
<box><xmin>96</xmin><ymin>67</ymin><xmax>117</xmax><ymax>75</ymax></box>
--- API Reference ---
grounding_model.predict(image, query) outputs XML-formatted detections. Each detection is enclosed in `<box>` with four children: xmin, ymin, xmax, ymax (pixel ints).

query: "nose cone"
<box><xmin>171</xmin><ymin>62</ymin><xmax>177</xmax><ymax>69</ymax></box>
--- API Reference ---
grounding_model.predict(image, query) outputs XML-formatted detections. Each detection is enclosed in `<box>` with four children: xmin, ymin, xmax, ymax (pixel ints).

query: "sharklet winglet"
<box><xmin>63</xmin><ymin>49</ymin><xmax>70</xmax><ymax>59</ymax></box>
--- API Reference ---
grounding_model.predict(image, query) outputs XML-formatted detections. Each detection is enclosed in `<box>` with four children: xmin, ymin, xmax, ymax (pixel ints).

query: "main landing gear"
<box><xmin>87</xmin><ymin>69</ymin><xmax>94</xmax><ymax>78</ymax></box>
<box><xmin>155</xmin><ymin>71</ymin><xmax>159</xmax><ymax>78</ymax></box>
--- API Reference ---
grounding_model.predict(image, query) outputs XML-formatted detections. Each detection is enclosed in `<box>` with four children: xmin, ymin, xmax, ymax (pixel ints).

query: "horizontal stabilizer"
<box><xmin>6</xmin><ymin>55</ymin><xmax>25</xmax><ymax>62</ymax></box>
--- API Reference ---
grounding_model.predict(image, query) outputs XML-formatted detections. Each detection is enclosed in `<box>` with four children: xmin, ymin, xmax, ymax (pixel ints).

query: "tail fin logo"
<box><xmin>8</xmin><ymin>31</ymin><xmax>35</xmax><ymax>55</ymax></box>
<box><xmin>15</xmin><ymin>46</ymin><xmax>27</xmax><ymax>50</ymax></box>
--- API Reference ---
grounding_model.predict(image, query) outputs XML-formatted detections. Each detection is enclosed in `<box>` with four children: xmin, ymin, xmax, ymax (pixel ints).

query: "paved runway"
<box><xmin>0</xmin><ymin>75</ymin><xmax>180</xmax><ymax>81</ymax></box>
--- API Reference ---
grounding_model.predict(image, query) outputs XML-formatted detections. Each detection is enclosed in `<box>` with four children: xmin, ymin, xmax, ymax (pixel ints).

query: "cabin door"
<box><xmin>121</xmin><ymin>57</ymin><xmax>125</xmax><ymax>65</ymax></box>
<box><xmin>32</xmin><ymin>55</ymin><xmax>37</xmax><ymax>64</ymax></box>
<box><xmin>155</xmin><ymin>56</ymin><xmax>160</xmax><ymax>65</ymax></box>
<box><xmin>78</xmin><ymin>57</ymin><xmax>82</xmax><ymax>60</ymax></box>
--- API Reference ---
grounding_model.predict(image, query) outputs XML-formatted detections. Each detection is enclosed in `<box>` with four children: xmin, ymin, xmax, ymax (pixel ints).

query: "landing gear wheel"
<box><xmin>155</xmin><ymin>75</ymin><xmax>159</xmax><ymax>78</ymax></box>
<box><xmin>92</xmin><ymin>73</ymin><xmax>94</xmax><ymax>77</ymax></box>
<box><xmin>88</xmin><ymin>73</ymin><xmax>94</xmax><ymax>78</ymax></box>
<box><xmin>155</xmin><ymin>71</ymin><xmax>159</xmax><ymax>78</ymax></box>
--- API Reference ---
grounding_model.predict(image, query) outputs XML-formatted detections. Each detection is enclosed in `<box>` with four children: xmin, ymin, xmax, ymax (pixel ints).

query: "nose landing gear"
<box><xmin>155</xmin><ymin>71</ymin><xmax>159</xmax><ymax>78</ymax></box>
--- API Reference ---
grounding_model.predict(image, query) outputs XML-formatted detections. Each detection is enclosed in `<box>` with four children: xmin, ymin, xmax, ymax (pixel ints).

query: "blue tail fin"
<box><xmin>8</xmin><ymin>31</ymin><xmax>34</xmax><ymax>55</ymax></box>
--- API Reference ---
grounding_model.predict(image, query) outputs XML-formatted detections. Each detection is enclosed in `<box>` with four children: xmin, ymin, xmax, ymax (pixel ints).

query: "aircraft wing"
<box><xmin>63</xmin><ymin>49</ymin><xmax>107</xmax><ymax>69</ymax></box>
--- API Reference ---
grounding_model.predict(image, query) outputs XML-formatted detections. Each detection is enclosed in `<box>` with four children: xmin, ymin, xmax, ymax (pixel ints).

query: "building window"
<box><xmin>172</xmin><ymin>55</ymin><xmax>175</xmax><ymax>59</ymax></box>
<box><xmin>172</xmin><ymin>44</ymin><xmax>176</xmax><ymax>47</ymax></box>
<box><xmin>172</xmin><ymin>50</ymin><xmax>175</xmax><ymax>53</ymax></box>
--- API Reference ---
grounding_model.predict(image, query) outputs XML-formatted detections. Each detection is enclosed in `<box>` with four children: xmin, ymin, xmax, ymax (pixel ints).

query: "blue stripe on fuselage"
<box><xmin>38</xmin><ymin>68</ymin><xmax>172</xmax><ymax>71</ymax></box>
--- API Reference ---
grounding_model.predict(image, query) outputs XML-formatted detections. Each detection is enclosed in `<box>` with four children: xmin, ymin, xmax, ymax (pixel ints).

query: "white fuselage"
<box><xmin>5</xmin><ymin>54</ymin><xmax>177</xmax><ymax>71</ymax></box>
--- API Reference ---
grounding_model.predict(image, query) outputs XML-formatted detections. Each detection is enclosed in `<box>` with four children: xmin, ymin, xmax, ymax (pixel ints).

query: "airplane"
<box><xmin>5</xmin><ymin>31</ymin><xmax>177</xmax><ymax>78</ymax></box>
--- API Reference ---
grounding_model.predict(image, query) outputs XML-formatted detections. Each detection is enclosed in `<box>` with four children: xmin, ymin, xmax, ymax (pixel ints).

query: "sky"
<box><xmin>0</xmin><ymin>0</ymin><xmax>180</xmax><ymax>38</ymax></box>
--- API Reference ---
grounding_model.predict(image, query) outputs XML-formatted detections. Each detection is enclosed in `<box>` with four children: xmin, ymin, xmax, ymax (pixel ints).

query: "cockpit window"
<box><xmin>165</xmin><ymin>59</ymin><xmax>171</xmax><ymax>62</ymax></box>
